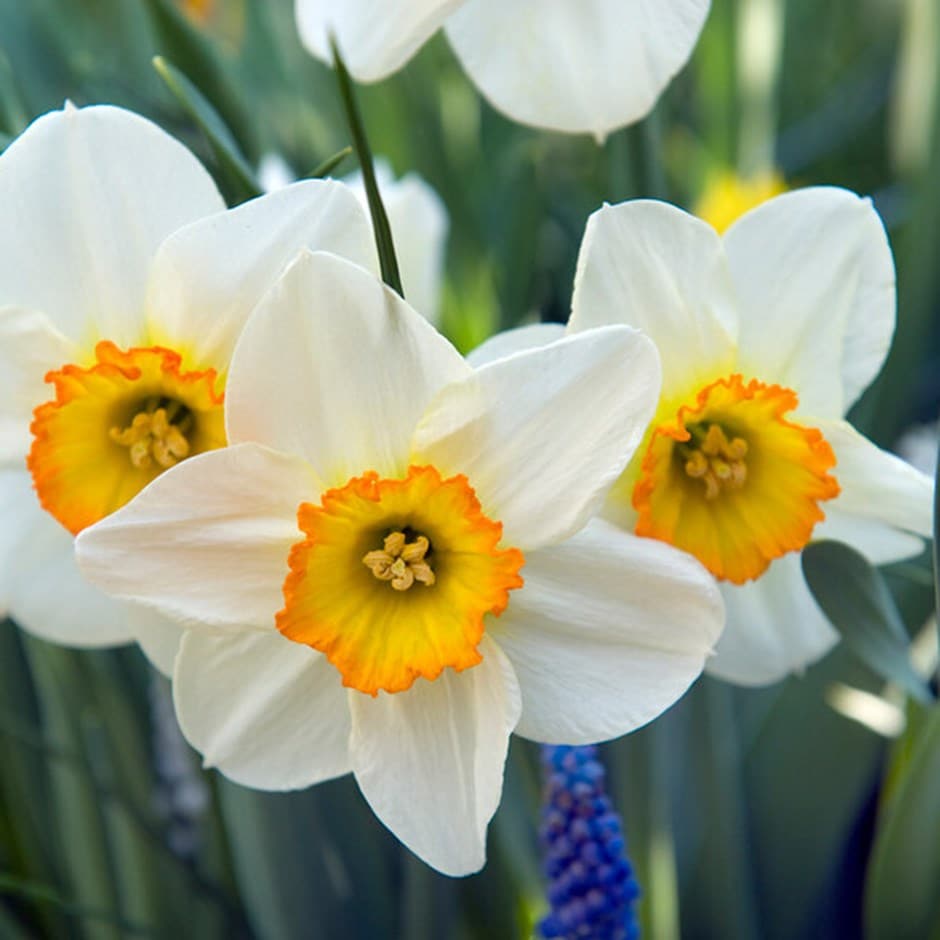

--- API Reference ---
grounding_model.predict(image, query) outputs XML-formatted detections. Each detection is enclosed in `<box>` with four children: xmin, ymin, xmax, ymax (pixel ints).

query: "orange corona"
<box><xmin>278</xmin><ymin>465</ymin><xmax>525</xmax><ymax>696</ymax></box>
<box><xmin>29</xmin><ymin>341</ymin><xmax>226</xmax><ymax>535</ymax></box>
<box><xmin>633</xmin><ymin>374</ymin><xmax>839</xmax><ymax>584</ymax></box>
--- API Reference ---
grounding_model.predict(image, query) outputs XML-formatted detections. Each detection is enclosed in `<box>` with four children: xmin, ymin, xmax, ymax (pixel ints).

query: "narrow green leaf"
<box><xmin>153</xmin><ymin>56</ymin><xmax>261</xmax><ymax>205</ymax></box>
<box><xmin>310</xmin><ymin>146</ymin><xmax>353</xmax><ymax>180</ymax></box>
<box><xmin>0</xmin><ymin>51</ymin><xmax>27</xmax><ymax>136</ymax></box>
<box><xmin>866</xmin><ymin>704</ymin><xmax>940</xmax><ymax>939</ymax></box>
<box><xmin>0</xmin><ymin>872</ymin><xmax>156</xmax><ymax>936</ymax></box>
<box><xmin>140</xmin><ymin>0</ymin><xmax>257</xmax><ymax>161</ymax></box>
<box><xmin>802</xmin><ymin>541</ymin><xmax>933</xmax><ymax>703</ymax></box>
<box><xmin>330</xmin><ymin>40</ymin><xmax>403</xmax><ymax>297</ymax></box>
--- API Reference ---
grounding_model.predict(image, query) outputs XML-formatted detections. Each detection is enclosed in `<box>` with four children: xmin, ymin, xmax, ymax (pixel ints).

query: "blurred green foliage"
<box><xmin>0</xmin><ymin>0</ymin><xmax>938</xmax><ymax>937</ymax></box>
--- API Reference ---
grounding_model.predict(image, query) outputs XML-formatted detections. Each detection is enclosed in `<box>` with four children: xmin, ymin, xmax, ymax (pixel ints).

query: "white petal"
<box><xmin>227</xmin><ymin>251</ymin><xmax>470</xmax><ymax>484</ymax></box>
<box><xmin>725</xmin><ymin>188</ymin><xmax>895</xmax><ymax>416</ymax></box>
<box><xmin>816</xmin><ymin>418</ymin><xmax>934</xmax><ymax>545</ymax></box>
<box><xmin>349</xmin><ymin>636</ymin><xmax>520</xmax><ymax>876</ymax></box>
<box><xmin>412</xmin><ymin>326</ymin><xmax>661</xmax><ymax>549</ymax></box>
<box><xmin>466</xmin><ymin>322</ymin><xmax>565</xmax><ymax>368</ymax></box>
<box><xmin>0</xmin><ymin>469</ymin><xmax>36</xmax><ymax>617</ymax></box>
<box><xmin>76</xmin><ymin>444</ymin><xmax>319</xmax><ymax>632</ymax></box>
<box><xmin>0</xmin><ymin>307</ymin><xmax>77</xmax><ymax>465</ymax></box>
<box><xmin>127</xmin><ymin>606</ymin><xmax>186</xmax><ymax>676</ymax></box>
<box><xmin>175</xmin><ymin>630</ymin><xmax>352</xmax><ymax>789</ymax></box>
<box><xmin>146</xmin><ymin>180</ymin><xmax>375</xmax><ymax>370</ymax></box>
<box><xmin>0</xmin><ymin>105</ymin><xmax>223</xmax><ymax>347</ymax></box>
<box><xmin>813</xmin><ymin>511</ymin><xmax>924</xmax><ymax>566</ymax></box>
<box><xmin>6</xmin><ymin>497</ymin><xmax>135</xmax><ymax>647</ymax></box>
<box><xmin>570</xmin><ymin>201</ymin><xmax>738</xmax><ymax>394</ymax></box>
<box><xmin>707</xmin><ymin>554</ymin><xmax>838</xmax><ymax>685</ymax></box>
<box><xmin>294</xmin><ymin>0</ymin><xmax>462</xmax><ymax>81</ymax></box>
<box><xmin>490</xmin><ymin>520</ymin><xmax>724</xmax><ymax>743</ymax></box>
<box><xmin>343</xmin><ymin>163</ymin><xmax>449</xmax><ymax>324</ymax></box>
<box><xmin>445</xmin><ymin>0</ymin><xmax>710</xmax><ymax>138</ymax></box>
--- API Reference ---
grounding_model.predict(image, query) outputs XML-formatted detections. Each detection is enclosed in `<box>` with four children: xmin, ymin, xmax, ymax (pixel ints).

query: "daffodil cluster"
<box><xmin>0</xmin><ymin>0</ymin><xmax>934</xmax><ymax>887</ymax></box>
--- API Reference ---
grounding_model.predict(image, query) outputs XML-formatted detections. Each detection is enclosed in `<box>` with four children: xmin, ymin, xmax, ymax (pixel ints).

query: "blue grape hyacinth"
<box><xmin>538</xmin><ymin>745</ymin><xmax>640</xmax><ymax>940</ymax></box>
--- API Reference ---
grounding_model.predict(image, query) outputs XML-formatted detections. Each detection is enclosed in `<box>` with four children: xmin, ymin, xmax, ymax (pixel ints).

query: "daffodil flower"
<box><xmin>0</xmin><ymin>104</ymin><xmax>375</xmax><ymax>671</ymax></box>
<box><xmin>472</xmin><ymin>188</ymin><xmax>934</xmax><ymax>685</ymax></box>
<box><xmin>295</xmin><ymin>0</ymin><xmax>711</xmax><ymax>139</ymax></box>
<box><xmin>77</xmin><ymin>250</ymin><xmax>723</xmax><ymax>875</ymax></box>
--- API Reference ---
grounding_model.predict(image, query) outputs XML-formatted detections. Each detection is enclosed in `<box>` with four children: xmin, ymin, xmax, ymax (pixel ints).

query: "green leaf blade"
<box><xmin>802</xmin><ymin>540</ymin><xmax>933</xmax><ymax>703</ymax></box>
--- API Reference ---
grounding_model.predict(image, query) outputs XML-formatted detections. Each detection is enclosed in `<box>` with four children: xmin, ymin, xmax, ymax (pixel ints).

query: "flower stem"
<box><xmin>330</xmin><ymin>38</ymin><xmax>404</xmax><ymax>298</ymax></box>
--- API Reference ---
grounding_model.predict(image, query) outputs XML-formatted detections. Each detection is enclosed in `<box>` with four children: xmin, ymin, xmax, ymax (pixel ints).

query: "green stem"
<box><xmin>330</xmin><ymin>39</ymin><xmax>404</xmax><ymax>298</ymax></box>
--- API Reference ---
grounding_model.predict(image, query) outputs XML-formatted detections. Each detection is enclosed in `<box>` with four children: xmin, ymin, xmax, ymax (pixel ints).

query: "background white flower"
<box><xmin>0</xmin><ymin>104</ymin><xmax>375</xmax><ymax>673</ymax></box>
<box><xmin>473</xmin><ymin>188</ymin><xmax>934</xmax><ymax>685</ymax></box>
<box><xmin>294</xmin><ymin>0</ymin><xmax>712</xmax><ymax>139</ymax></box>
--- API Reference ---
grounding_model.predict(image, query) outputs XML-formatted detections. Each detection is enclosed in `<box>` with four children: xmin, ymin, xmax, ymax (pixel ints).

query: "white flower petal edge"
<box><xmin>465</xmin><ymin>322</ymin><xmax>565</xmax><ymax>368</ymax></box>
<box><xmin>0</xmin><ymin>104</ymin><xmax>223</xmax><ymax>348</ymax></box>
<box><xmin>175</xmin><ymin>630</ymin><xmax>351</xmax><ymax>790</ymax></box>
<box><xmin>445</xmin><ymin>0</ymin><xmax>711</xmax><ymax>139</ymax></box>
<box><xmin>343</xmin><ymin>161</ymin><xmax>449</xmax><ymax>324</ymax></box>
<box><xmin>349</xmin><ymin>635</ymin><xmax>520</xmax><ymax>877</ymax></box>
<box><xmin>489</xmin><ymin>519</ymin><xmax>724</xmax><ymax>743</ymax></box>
<box><xmin>6</xmin><ymin>499</ymin><xmax>135</xmax><ymax>647</ymax></box>
<box><xmin>413</xmin><ymin>326</ymin><xmax>661</xmax><ymax>549</ymax></box>
<box><xmin>708</xmin><ymin>554</ymin><xmax>837</xmax><ymax>685</ymax></box>
<box><xmin>226</xmin><ymin>251</ymin><xmax>470</xmax><ymax>485</ymax></box>
<box><xmin>76</xmin><ymin>444</ymin><xmax>319</xmax><ymax>632</ymax></box>
<box><xmin>0</xmin><ymin>307</ymin><xmax>77</xmax><ymax>465</ymax></box>
<box><xmin>815</xmin><ymin>418</ymin><xmax>934</xmax><ymax>545</ymax></box>
<box><xmin>570</xmin><ymin>200</ymin><xmax>737</xmax><ymax>394</ymax></box>
<box><xmin>126</xmin><ymin>607</ymin><xmax>187</xmax><ymax>677</ymax></box>
<box><xmin>146</xmin><ymin>180</ymin><xmax>376</xmax><ymax>370</ymax></box>
<box><xmin>814</xmin><ymin>512</ymin><xmax>925</xmax><ymax>566</ymax></box>
<box><xmin>725</xmin><ymin>188</ymin><xmax>895</xmax><ymax>417</ymax></box>
<box><xmin>294</xmin><ymin>0</ymin><xmax>463</xmax><ymax>82</ymax></box>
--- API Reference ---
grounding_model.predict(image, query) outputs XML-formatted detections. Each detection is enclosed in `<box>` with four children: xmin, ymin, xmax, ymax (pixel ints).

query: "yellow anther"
<box><xmin>682</xmin><ymin>422</ymin><xmax>749</xmax><ymax>499</ymax></box>
<box><xmin>109</xmin><ymin>406</ymin><xmax>191</xmax><ymax>470</ymax></box>
<box><xmin>363</xmin><ymin>529</ymin><xmax>436</xmax><ymax>591</ymax></box>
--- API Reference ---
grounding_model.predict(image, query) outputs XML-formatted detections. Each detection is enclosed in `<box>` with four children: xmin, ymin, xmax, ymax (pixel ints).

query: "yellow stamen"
<box><xmin>680</xmin><ymin>423</ymin><xmax>749</xmax><ymax>500</ymax></box>
<box><xmin>110</xmin><ymin>406</ymin><xmax>192</xmax><ymax>470</ymax></box>
<box><xmin>363</xmin><ymin>531</ymin><xmax>436</xmax><ymax>591</ymax></box>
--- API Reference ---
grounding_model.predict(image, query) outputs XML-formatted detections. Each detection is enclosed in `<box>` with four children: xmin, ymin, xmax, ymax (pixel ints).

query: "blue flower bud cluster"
<box><xmin>538</xmin><ymin>745</ymin><xmax>640</xmax><ymax>940</ymax></box>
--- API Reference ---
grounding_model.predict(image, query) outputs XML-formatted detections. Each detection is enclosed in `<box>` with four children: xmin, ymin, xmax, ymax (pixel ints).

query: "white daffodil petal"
<box><xmin>708</xmin><ymin>554</ymin><xmax>838</xmax><ymax>685</ymax></box>
<box><xmin>813</xmin><ymin>510</ymin><xmax>924</xmax><ymax>566</ymax></box>
<box><xmin>725</xmin><ymin>188</ymin><xmax>895</xmax><ymax>416</ymax></box>
<box><xmin>817</xmin><ymin>418</ymin><xmax>934</xmax><ymax>542</ymax></box>
<box><xmin>175</xmin><ymin>630</ymin><xmax>352</xmax><ymax>790</ymax></box>
<box><xmin>489</xmin><ymin>520</ymin><xmax>723</xmax><ymax>743</ymax></box>
<box><xmin>0</xmin><ymin>469</ymin><xmax>37</xmax><ymax>617</ymax></box>
<box><xmin>294</xmin><ymin>0</ymin><xmax>462</xmax><ymax>82</ymax></box>
<box><xmin>349</xmin><ymin>636</ymin><xmax>520</xmax><ymax>877</ymax></box>
<box><xmin>344</xmin><ymin>163</ymin><xmax>449</xmax><ymax>324</ymax></box>
<box><xmin>570</xmin><ymin>201</ymin><xmax>737</xmax><ymax>393</ymax></box>
<box><xmin>146</xmin><ymin>180</ymin><xmax>375</xmax><ymax>370</ymax></box>
<box><xmin>227</xmin><ymin>251</ymin><xmax>470</xmax><ymax>485</ymax></box>
<box><xmin>76</xmin><ymin>444</ymin><xmax>319</xmax><ymax>632</ymax></box>
<box><xmin>445</xmin><ymin>0</ymin><xmax>710</xmax><ymax>139</ymax></box>
<box><xmin>413</xmin><ymin>326</ymin><xmax>661</xmax><ymax>549</ymax></box>
<box><xmin>466</xmin><ymin>322</ymin><xmax>565</xmax><ymax>368</ymax></box>
<box><xmin>0</xmin><ymin>105</ymin><xmax>223</xmax><ymax>347</ymax></box>
<box><xmin>0</xmin><ymin>307</ymin><xmax>77</xmax><ymax>465</ymax></box>
<box><xmin>7</xmin><ymin>503</ymin><xmax>134</xmax><ymax>647</ymax></box>
<box><xmin>127</xmin><ymin>606</ymin><xmax>186</xmax><ymax>677</ymax></box>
